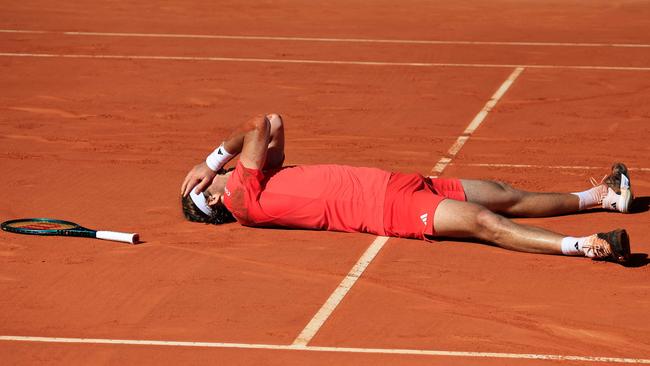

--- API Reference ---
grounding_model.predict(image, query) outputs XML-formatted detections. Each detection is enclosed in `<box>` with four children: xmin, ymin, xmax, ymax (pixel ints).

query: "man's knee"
<box><xmin>475</xmin><ymin>209</ymin><xmax>508</xmax><ymax>241</ymax></box>
<box><xmin>492</xmin><ymin>180</ymin><xmax>524</xmax><ymax>206</ymax></box>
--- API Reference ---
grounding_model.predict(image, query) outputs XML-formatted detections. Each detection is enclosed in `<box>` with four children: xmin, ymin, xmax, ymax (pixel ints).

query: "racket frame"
<box><xmin>1</xmin><ymin>218</ymin><xmax>138</xmax><ymax>244</ymax></box>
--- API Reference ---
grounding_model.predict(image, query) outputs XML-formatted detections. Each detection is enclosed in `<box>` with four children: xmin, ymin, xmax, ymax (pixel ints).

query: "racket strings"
<box><xmin>5</xmin><ymin>221</ymin><xmax>77</xmax><ymax>230</ymax></box>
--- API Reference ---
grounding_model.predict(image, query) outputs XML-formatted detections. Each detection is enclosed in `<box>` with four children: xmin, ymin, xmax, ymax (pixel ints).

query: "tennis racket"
<box><xmin>1</xmin><ymin>218</ymin><xmax>139</xmax><ymax>244</ymax></box>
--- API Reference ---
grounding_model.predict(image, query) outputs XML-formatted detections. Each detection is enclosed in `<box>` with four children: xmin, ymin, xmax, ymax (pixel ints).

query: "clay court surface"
<box><xmin>1</xmin><ymin>1</ymin><xmax>650</xmax><ymax>365</ymax></box>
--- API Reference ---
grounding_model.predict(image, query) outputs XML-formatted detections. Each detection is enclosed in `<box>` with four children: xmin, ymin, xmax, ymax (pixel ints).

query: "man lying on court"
<box><xmin>181</xmin><ymin>114</ymin><xmax>634</xmax><ymax>264</ymax></box>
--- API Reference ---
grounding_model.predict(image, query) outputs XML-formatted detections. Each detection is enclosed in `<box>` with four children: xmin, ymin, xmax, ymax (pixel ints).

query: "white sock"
<box><xmin>561</xmin><ymin>236</ymin><xmax>588</xmax><ymax>256</ymax></box>
<box><xmin>572</xmin><ymin>185</ymin><xmax>606</xmax><ymax>210</ymax></box>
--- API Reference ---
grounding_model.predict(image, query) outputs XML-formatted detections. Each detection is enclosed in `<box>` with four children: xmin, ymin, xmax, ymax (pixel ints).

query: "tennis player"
<box><xmin>181</xmin><ymin>114</ymin><xmax>634</xmax><ymax>264</ymax></box>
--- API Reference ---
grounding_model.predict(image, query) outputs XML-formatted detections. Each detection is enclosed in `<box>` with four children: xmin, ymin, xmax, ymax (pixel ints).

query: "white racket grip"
<box><xmin>96</xmin><ymin>230</ymin><xmax>139</xmax><ymax>244</ymax></box>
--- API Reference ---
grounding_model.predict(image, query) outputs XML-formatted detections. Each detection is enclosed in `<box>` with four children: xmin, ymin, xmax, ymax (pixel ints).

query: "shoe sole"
<box><xmin>607</xmin><ymin>162</ymin><xmax>629</xmax><ymax>195</ymax></box>
<box><xmin>618</xmin><ymin>188</ymin><xmax>632</xmax><ymax>213</ymax></box>
<box><xmin>617</xmin><ymin>229</ymin><xmax>631</xmax><ymax>263</ymax></box>
<box><xmin>597</xmin><ymin>229</ymin><xmax>630</xmax><ymax>263</ymax></box>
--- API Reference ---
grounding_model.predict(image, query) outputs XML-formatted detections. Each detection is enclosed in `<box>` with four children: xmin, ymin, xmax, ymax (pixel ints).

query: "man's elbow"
<box><xmin>266</xmin><ymin>113</ymin><xmax>282</xmax><ymax>128</ymax></box>
<box><xmin>247</xmin><ymin>114</ymin><xmax>271</xmax><ymax>133</ymax></box>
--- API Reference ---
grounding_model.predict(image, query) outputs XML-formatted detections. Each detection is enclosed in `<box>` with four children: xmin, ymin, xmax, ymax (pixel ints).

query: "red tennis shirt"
<box><xmin>223</xmin><ymin>161</ymin><xmax>391</xmax><ymax>235</ymax></box>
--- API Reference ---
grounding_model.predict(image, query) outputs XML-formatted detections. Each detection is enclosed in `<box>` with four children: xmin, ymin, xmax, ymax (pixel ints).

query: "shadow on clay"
<box><xmin>622</xmin><ymin>253</ymin><xmax>648</xmax><ymax>268</ymax></box>
<box><xmin>629</xmin><ymin>196</ymin><xmax>650</xmax><ymax>214</ymax></box>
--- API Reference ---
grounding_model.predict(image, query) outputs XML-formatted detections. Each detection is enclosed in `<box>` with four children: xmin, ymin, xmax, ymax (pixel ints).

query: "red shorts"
<box><xmin>383</xmin><ymin>172</ymin><xmax>466</xmax><ymax>240</ymax></box>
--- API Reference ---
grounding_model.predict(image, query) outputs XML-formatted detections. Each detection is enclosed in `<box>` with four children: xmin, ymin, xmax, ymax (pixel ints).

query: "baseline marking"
<box><xmin>1</xmin><ymin>52</ymin><xmax>649</xmax><ymax>72</ymax></box>
<box><xmin>1</xmin><ymin>29</ymin><xmax>649</xmax><ymax>48</ymax></box>
<box><xmin>430</xmin><ymin>67</ymin><xmax>524</xmax><ymax>176</ymax></box>
<box><xmin>452</xmin><ymin>163</ymin><xmax>650</xmax><ymax>172</ymax></box>
<box><xmin>1</xmin><ymin>336</ymin><xmax>649</xmax><ymax>364</ymax></box>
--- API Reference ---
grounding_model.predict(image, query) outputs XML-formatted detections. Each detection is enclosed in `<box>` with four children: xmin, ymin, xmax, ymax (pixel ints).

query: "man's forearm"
<box><xmin>203</xmin><ymin>115</ymin><xmax>270</xmax><ymax>171</ymax></box>
<box><xmin>181</xmin><ymin>113</ymin><xmax>280</xmax><ymax>196</ymax></box>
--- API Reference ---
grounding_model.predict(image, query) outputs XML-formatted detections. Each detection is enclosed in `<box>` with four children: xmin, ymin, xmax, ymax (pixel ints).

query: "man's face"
<box><xmin>205</xmin><ymin>173</ymin><xmax>229</xmax><ymax>206</ymax></box>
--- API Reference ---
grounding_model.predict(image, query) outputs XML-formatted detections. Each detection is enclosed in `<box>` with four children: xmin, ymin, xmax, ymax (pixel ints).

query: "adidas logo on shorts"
<box><xmin>420</xmin><ymin>213</ymin><xmax>428</xmax><ymax>226</ymax></box>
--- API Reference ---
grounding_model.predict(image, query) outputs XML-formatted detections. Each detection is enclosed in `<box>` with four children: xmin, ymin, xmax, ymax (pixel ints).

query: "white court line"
<box><xmin>452</xmin><ymin>163</ymin><xmax>650</xmax><ymax>172</ymax></box>
<box><xmin>1</xmin><ymin>29</ymin><xmax>650</xmax><ymax>48</ymax></box>
<box><xmin>430</xmin><ymin>67</ymin><xmax>525</xmax><ymax>176</ymax></box>
<box><xmin>291</xmin><ymin>68</ymin><xmax>525</xmax><ymax>347</ymax></box>
<box><xmin>1</xmin><ymin>336</ymin><xmax>649</xmax><ymax>364</ymax></box>
<box><xmin>1</xmin><ymin>52</ymin><xmax>650</xmax><ymax>71</ymax></box>
<box><xmin>292</xmin><ymin>236</ymin><xmax>388</xmax><ymax>346</ymax></box>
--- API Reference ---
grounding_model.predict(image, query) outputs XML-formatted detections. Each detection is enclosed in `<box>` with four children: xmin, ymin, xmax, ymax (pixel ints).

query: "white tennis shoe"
<box><xmin>598</xmin><ymin>163</ymin><xmax>633</xmax><ymax>213</ymax></box>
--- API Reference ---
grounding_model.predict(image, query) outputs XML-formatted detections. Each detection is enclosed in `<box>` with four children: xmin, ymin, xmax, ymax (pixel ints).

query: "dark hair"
<box><xmin>181</xmin><ymin>192</ymin><xmax>236</xmax><ymax>225</ymax></box>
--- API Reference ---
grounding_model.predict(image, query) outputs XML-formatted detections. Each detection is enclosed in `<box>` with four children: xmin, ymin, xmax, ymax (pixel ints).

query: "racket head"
<box><xmin>1</xmin><ymin>218</ymin><xmax>83</xmax><ymax>236</ymax></box>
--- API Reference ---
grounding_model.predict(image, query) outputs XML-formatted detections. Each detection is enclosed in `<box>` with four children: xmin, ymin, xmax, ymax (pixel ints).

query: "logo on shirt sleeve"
<box><xmin>420</xmin><ymin>213</ymin><xmax>428</xmax><ymax>226</ymax></box>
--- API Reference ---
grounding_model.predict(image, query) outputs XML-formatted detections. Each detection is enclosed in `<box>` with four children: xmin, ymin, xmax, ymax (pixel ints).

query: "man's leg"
<box><xmin>432</xmin><ymin>199</ymin><xmax>630</xmax><ymax>262</ymax></box>
<box><xmin>460</xmin><ymin>162</ymin><xmax>633</xmax><ymax>217</ymax></box>
<box><xmin>461</xmin><ymin>179</ymin><xmax>580</xmax><ymax>217</ymax></box>
<box><xmin>433</xmin><ymin>198</ymin><xmax>564</xmax><ymax>253</ymax></box>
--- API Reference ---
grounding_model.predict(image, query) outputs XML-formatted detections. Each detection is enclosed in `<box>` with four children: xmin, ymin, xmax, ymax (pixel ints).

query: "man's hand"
<box><xmin>181</xmin><ymin>162</ymin><xmax>218</xmax><ymax>197</ymax></box>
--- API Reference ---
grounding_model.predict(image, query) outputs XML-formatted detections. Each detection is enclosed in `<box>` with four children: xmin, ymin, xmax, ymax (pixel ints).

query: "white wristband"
<box><xmin>205</xmin><ymin>143</ymin><xmax>234</xmax><ymax>171</ymax></box>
